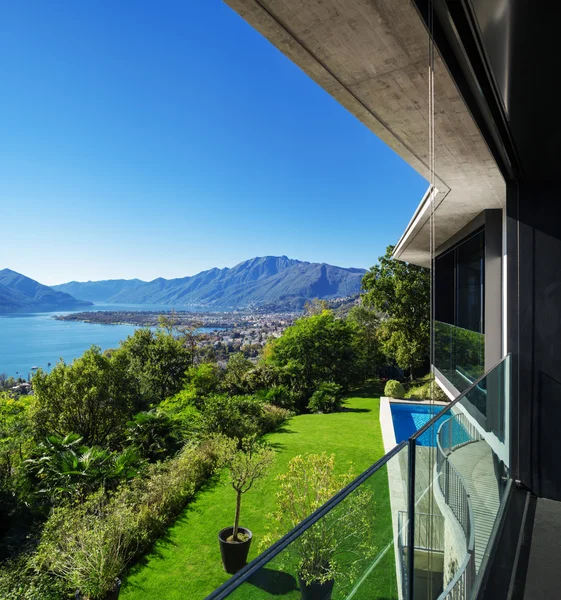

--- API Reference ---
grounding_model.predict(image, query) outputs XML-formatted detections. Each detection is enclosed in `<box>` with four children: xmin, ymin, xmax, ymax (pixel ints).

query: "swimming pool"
<box><xmin>390</xmin><ymin>402</ymin><xmax>451</xmax><ymax>446</ymax></box>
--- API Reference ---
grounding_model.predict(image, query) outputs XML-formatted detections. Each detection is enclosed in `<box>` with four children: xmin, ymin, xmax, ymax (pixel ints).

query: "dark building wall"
<box><xmin>507</xmin><ymin>182</ymin><xmax>561</xmax><ymax>500</ymax></box>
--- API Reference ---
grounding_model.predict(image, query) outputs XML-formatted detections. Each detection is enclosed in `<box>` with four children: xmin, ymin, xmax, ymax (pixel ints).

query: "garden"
<box><xmin>121</xmin><ymin>389</ymin><xmax>396</xmax><ymax>599</ymax></box>
<box><xmin>0</xmin><ymin>246</ymin><xmax>428</xmax><ymax>599</ymax></box>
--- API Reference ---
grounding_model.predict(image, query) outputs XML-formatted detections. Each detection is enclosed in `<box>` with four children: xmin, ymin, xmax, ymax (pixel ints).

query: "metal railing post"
<box><xmin>407</xmin><ymin>437</ymin><xmax>416</xmax><ymax>600</ymax></box>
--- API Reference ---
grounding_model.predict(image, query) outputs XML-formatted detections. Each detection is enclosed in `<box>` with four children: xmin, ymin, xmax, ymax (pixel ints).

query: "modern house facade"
<box><xmin>207</xmin><ymin>1</ymin><xmax>561</xmax><ymax>599</ymax></box>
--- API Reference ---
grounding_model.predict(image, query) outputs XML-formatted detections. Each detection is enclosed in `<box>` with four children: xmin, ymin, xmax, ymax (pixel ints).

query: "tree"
<box><xmin>0</xmin><ymin>392</ymin><xmax>35</xmax><ymax>513</ymax></box>
<box><xmin>221</xmin><ymin>436</ymin><xmax>274</xmax><ymax>541</ymax></box>
<box><xmin>304</xmin><ymin>298</ymin><xmax>329</xmax><ymax>316</ymax></box>
<box><xmin>361</xmin><ymin>245</ymin><xmax>429</xmax><ymax>377</ymax></box>
<box><xmin>185</xmin><ymin>362</ymin><xmax>222</xmax><ymax>401</ymax></box>
<box><xmin>111</xmin><ymin>327</ymin><xmax>192</xmax><ymax>410</ymax></box>
<box><xmin>347</xmin><ymin>304</ymin><xmax>382</xmax><ymax>378</ymax></box>
<box><xmin>32</xmin><ymin>347</ymin><xmax>133</xmax><ymax>447</ymax></box>
<box><xmin>265</xmin><ymin>310</ymin><xmax>360</xmax><ymax>404</ymax></box>
<box><xmin>222</xmin><ymin>353</ymin><xmax>253</xmax><ymax>395</ymax></box>
<box><xmin>158</xmin><ymin>311</ymin><xmax>202</xmax><ymax>367</ymax></box>
<box><xmin>198</xmin><ymin>394</ymin><xmax>263</xmax><ymax>440</ymax></box>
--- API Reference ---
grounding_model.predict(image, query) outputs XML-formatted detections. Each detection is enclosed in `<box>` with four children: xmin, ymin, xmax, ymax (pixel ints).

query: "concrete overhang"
<box><xmin>223</xmin><ymin>0</ymin><xmax>506</xmax><ymax>267</ymax></box>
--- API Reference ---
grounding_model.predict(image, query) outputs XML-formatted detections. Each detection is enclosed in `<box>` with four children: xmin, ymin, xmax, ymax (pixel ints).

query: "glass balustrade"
<box><xmin>206</xmin><ymin>356</ymin><xmax>511</xmax><ymax>600</ymax></box>
<box><xmin>406</xmin><ymin>355</ymin><xmax>511</xmax><ymax>600</ymax></box>
<box><xmin>434</xmin><ymin>321</ymin><xmax>485</xmax><ymax>394</ymax></box>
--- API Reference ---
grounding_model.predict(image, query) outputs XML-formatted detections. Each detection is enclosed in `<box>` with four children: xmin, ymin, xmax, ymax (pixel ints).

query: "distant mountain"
<box><xmin>0</xmin><ymin>269</ymin><xmax>92</xmax><ymax>313</ymax></box>
<box><xmin>103</xmin><ymin>256</ymin><xmax>366</xmax><ymax>310</ymax></box>
<box><xmin>52</xmin><ymin>278</ymin><xmax>146</xmax><ymax>303</ymax></box>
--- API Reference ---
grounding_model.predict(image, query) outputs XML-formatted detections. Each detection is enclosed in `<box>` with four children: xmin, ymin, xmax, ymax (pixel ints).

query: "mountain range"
<box><xmin>53</xmin><ymin>256</ymin><xmax>366</xmax><ymax>310</ymax></box>
<box><xmin>53</xmin><ymin>278</ymin><xmax>146</xmax><ymax>303</ymax></box>
<box><xmin>0</xmin><ymin>269</ymin><xmax>92</xmax><ymax>313</ymax></box>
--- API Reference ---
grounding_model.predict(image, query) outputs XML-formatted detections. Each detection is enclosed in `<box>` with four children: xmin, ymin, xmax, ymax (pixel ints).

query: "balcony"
<box><xmin>434</xmin><ymin>321</ymin><xmax>484</xmax><ymax>394</ymax></box>
<box><xmin>206</xmin><ymin>356</ymin><xmax>511</xmax><ymax>600</ymax></box>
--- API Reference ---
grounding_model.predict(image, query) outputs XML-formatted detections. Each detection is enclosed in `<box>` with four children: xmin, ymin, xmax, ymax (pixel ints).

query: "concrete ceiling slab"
<box><xmin>223</xmin><ymin>0</ymin><xmax>506</xmax><ymax>266</ymax></box>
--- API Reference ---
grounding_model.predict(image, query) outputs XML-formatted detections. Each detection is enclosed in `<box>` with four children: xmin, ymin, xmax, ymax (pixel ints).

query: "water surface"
<box><xmin>0</xmin><ymin>303</ymin><xmax>209</xmax><ymax>378</ymax></box>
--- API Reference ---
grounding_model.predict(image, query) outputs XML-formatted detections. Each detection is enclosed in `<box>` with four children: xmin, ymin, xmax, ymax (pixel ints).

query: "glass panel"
<box><xmin>435</xmin><ymin>249</ymin><xmax>455</xmax><ymax>326</ymax></box>
<box><xmin>434</xmin><ymin>230</ymin><xmax>486</xmax><ymax>395</ymax></box>
<box><xmin>214</xmin><ymin>444</ymin><xmax>408</xmax><ymax>600</ymax></box>
<box><xmin>434</xmin><ymin>321</ymin><xmax>485</xmax><ymax>392</ymax></box>
<box><xmin>408</xmin><ymin>355</ymin><xmax>510</xmax><ymax>600</ymax></box>
<box><xmin>456</xmin><ymin>231</ymin><xmax>485</xmax><ymax>334</ymax></box>
<box><xmin>208</xmin><ymin>357</ymin><xmax>510</xmax><ymax>600</ymax></box>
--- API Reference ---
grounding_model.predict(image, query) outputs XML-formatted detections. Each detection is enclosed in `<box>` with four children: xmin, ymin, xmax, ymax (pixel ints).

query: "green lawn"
<box><xmin>121</xmin><ymin>387</ymin><xmax>398</xmax><ymax>600</ymax></box>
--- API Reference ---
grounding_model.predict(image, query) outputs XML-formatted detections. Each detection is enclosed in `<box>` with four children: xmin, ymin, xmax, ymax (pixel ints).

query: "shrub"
<box><xmin>258</xmin><ymin>404</ymin><xmax>291</xmax><ymax>434</ymax></box>
<box><xmin>25</xmin><ymin>434</ymin><xmax>143</xmax><ymax>505</ymax></box>
<box><xmin>33</xmin><ymin>437</ymin><xmax>226</xmax><ymax>597</ymax></box>
<box><xmin>0</xmin><ymin>554</ymin><xmax>66</xmax><ymax>600</ymax></box>
<box><xmin>107</xmin><ymin>437</ymin><xmax>224</xmax><ymax>554</ymax></box>
<box><xmin>307</xmin><ymin>382</ymin><xmax>344</xmax><ymax>413</ymax></box>
<box><xmin>34</xmin><ymin>491</ymin><xmax>136</xmax><ymax>599</ymax></box>
<box><xmin>125</xmin><ymin>410</ymin><xmax>181</xmax><ymax>462</ymax></box>
<box><xmin>261</xmin><ymin>453</ymin><xmax>375</xmax><ymax>586</ymax></box>
<box><xmin>158</xmin><ymin>388</ymin><xmax>201</xmax><ymax>441</ymax></box>
<box><xmin>384</xmin><ymin>380</ymin><xmax>405</xmax><ymax>399</ymax></box>
<box><xmin>263</xmin><ymin>385</ymin><xmax>295</xmax><ymax>410</ymax></box>
<box><xmin>405</xmin><ymin>379</ymin><xmax>448</xmax><ymax>402</ymax></box>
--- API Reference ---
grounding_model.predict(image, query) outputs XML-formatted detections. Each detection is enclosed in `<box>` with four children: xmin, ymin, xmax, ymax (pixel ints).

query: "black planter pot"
<box><xmin>75</xmin><ymin>578</ymin><xmax>121</xmax><ymax>600</ymax></box>
<box><xmin>298</xmin><ymin>576</ymin><xmax>335</xmax><ymax>600</ymax></box>
<box><xmin>218</xmin><ymin>526</ymin><xmax>253</xmax><ymax>574</ymax></box>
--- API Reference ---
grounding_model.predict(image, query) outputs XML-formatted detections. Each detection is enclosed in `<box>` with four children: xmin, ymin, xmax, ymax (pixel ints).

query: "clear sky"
<box><xmin>0</xmin><ymin>0</ymin><xmax>427</xmax><ymax>286</ymax></box>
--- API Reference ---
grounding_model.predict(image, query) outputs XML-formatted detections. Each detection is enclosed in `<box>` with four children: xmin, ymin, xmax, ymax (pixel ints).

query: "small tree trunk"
<box><xmin>233</xmin><ymin>490</ymin><xmax>242</xmax><ymax>541</ymax></box>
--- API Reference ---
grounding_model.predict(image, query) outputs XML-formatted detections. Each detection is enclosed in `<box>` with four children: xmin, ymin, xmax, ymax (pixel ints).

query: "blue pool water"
<box><xmin>390</xmin><ymin>403</ymin><xmax>450</xmax><ymax>446</ymax></box>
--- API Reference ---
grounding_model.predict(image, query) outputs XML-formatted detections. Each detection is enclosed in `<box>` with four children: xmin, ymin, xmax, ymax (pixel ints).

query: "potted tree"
<box><xmin>261</xmin><ymin>453</ymin><xmax>375</xmax><ymax>600</ymax></box>
<box><xmin>218</xmin><ymin>436</ymin><xmax>275</xmax><ymax>574</ymax></box>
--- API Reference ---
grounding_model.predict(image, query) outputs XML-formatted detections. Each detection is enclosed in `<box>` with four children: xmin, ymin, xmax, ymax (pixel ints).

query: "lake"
<box><xmin>0</xmin><ymin>303</ymin><xmax>212</xmax><ymax>378</ymax></box>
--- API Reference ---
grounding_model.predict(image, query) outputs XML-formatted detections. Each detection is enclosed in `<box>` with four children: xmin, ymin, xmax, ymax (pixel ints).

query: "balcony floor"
<box><xmin>522</xmin><ymin>497</ymin><xmax>561</xmax><ymax>600</ymax></box>
<box><xmin>449</xmin><ymin>441</ymin><xmax>501</xmax><ymax>570</ymax></box>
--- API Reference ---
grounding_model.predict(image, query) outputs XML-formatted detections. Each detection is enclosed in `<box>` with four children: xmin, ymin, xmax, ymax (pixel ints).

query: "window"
<box><xmin>435</xmin><ymin>228</ymin><xmax>485</xmax><ymax>334</ymax></box>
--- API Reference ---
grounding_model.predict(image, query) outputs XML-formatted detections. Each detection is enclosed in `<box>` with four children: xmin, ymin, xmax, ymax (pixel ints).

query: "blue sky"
<box><xmin>0</xmin><ymin>0</ymin><xmax>427</xmax><ymax>286</ymax></box>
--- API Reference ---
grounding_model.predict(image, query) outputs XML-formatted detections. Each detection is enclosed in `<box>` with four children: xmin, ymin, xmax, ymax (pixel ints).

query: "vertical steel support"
<box><xmin>407</xmin><ymin>438</ymin><xmax>416</xmax><ymax>600</ymax></box>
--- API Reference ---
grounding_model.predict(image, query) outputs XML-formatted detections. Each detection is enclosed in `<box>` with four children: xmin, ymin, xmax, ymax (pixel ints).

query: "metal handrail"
<box><xmin>435</xmin><ymin>414</ymin><xmax>476</xmax><ymax>599</ymax></box>
<box><xmin>204</xmin><ymin>439</ymin><xmax>408</xmax><ymax>600</ymax></box>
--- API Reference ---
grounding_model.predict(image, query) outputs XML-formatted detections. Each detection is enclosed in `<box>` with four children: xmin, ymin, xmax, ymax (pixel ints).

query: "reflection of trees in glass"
<box><xmin>435</xmin><ymin>321</ymin><xmax>484</xmax><ymax>391</ymax></box>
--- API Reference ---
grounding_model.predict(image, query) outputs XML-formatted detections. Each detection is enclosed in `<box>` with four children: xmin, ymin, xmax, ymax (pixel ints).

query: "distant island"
<box><xmin>52</xmin><ymin>256</ymin><xmax>366</xmax><ymax>311</ymax></box>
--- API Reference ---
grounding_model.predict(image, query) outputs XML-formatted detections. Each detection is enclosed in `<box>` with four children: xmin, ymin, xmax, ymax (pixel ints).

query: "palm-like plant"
<box><xmin>125</xmin><ymin>410</ymin><xmax>179</xmax><ymax>462</ymax></box>
<box><xmin>26</xmin><ymin>434</ymin><xmax>141</xmax><ymax>504</ymax></box>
